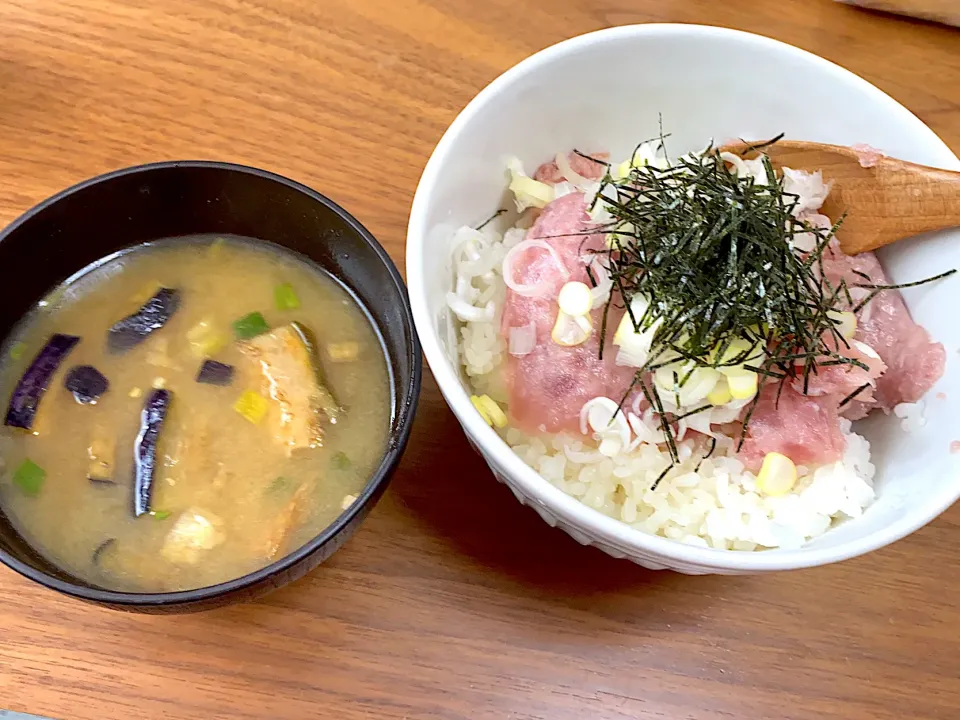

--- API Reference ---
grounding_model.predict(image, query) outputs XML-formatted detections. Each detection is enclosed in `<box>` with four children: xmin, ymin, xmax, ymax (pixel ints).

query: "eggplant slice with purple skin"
<box><xmin>196</xmin><ymin>359</ymin><xmax>234</xmax><ymax>386</ymax></box>
<box><xmin>4</xmin><ymin>333</ymin><xmax>80</xmax><ymax>430</ymax></box>
<box><xmin>92</xmin><ymin>537</ymin><xmax>117</xmax><ymax>566</ymax></box>
<box><xmin>65</xmin><ymin>365</ymin><xmax>109</xmax><ymax>404</ymax></box>
<box><xmin>108</xmin><ymin>288</ymin><xmax>180</xmax><ymax>354</ymax></box>
<box><xmin>134</xmin><ymin>388</ymin><xmax>171</xmax><ymax>517</ymax></box>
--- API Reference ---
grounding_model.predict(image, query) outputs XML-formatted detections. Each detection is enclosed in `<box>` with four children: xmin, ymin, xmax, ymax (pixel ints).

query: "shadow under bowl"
<box><xmin>0</xmin><ymin>161</ymin><xmax>421</xmax><ymax>612</ymax></box>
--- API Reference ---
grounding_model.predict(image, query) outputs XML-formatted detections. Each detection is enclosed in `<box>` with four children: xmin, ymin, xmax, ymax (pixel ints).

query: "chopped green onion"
<box><xmin>268</xmin><ymin>476</ymin><xmax>296</xmax><ymax>494</ymax></box>
<box><xmin>12</xmin><ymin>459</ymin><xmax>45</xmax><ymax>495</ymax></box>
<box><xmin>187</xmin><ymin>319</ymin><xmax>228</xmax><ymax>358</ymax></box>
<box><xmin>208</xmin><ymin>237</ymin><xmax>226</xmax><ymax>258</ymax></box>
<box><xmin>151</xmin><ymin>510</ymin><xmax>172</xmax><ymax>520</ymax></box>
<box><xmin>130</xmin><ymin>281</ymin><xmax>162</xmax><ymax>306</ymax></box>
<box><xmin>232</xmin><ymin>312</ymin><xmax>270</xmax><ymax>340</ymax></box>
<box><xmin>326</xmin><ymin>341</ymin><xmax>360</xmax><ymax>362</ymax></box>
<box><xmin>274</xmin><ymin>282</ymin><xmax>301</xmax><ymax>311</ymax></box>
<box><xmin>8</xmin><ymin>342</ymin><xmax>26</xmax><ymax>361</ymax></box>
<box><xmin>234</xmin><ymin>390</ymin><xmax>269</xmax><ymax>424</ymax></box>
<box><xmin>332</xmin><ymin>452</ymin><xmax>351</xmax><ymax>470</ymax></box>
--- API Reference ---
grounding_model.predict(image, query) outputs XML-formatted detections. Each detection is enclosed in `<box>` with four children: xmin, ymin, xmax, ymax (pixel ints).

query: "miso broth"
<box><xmin>0</xmin><ymin>236</ymin><xmax>391</xmax><ymax>592</ymax></box>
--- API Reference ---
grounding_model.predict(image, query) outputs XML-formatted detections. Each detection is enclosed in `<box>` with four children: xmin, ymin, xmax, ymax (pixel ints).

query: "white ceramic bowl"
<box><xmin>406</xmin><ymin>24</ymin><xmax>960</xmax><ymax>573</ymax></box>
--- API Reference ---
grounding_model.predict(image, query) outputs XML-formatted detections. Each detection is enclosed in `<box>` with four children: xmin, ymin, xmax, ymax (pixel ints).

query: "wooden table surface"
<box><xmin>0</xmin><ymin>1</ymin><xmax>958</xmax><ymax>718</ymax></box>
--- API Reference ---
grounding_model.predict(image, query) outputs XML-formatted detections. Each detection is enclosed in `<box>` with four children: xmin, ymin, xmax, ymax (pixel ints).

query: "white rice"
<box><xmin>894</xmin><ymin>400</ymin><xmax>926</xmax><ymax>433</ymax></box>
<box><xmin>449</xmin><ymin>148</ymin><xmax>877</xmax><ymax>551</ymax></box>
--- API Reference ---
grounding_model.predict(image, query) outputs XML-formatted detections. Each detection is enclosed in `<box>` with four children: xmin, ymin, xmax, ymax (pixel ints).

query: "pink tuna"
<box><xmin>850</xmin><ymin>143</ymin><xmax>884</xmax><ymax>168</ymax></box>
<box><xmin>820</xmin><ymin>242</ymin><xmax>945</xmax><ymax>410</ymax></box>
<box><xmin>738</xmin><ymin>383</ymin><xmax>847</xmax><ymax>470</ymax></box>
<box><xmin>502</xmin><ymin>193</ymin><xmax>634</xmax><ymax>434</ymax></box>
<box><xmin>739</xmin><ymin>241</ymin><xmax>944</xmax><ymax>467</ymax></box>
<box><xmin>791</xmin><ymin>335</ymin><xmax>886</xmax><ymax>421</ymax></box>
<box><xmin>534</xmin><ymin>152</ymin><xmax>609</xmax><ymax>185</ymax></box>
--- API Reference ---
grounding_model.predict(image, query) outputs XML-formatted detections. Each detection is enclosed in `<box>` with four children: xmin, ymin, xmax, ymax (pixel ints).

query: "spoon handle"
<box><xmin>840</xmin><ymin>155</ymin><xmax>960</xmax><ymax>255</ymax></box>
<box><xmin>723</xmin><ymin>140</ymin><xmax>960</xmax><ymax>256</ymax></box>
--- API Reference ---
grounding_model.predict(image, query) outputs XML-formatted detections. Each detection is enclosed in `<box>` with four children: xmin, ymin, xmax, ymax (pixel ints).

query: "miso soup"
<box><xmin>0</xmin><ymin>236</ymin><xmax>391</xmax><ymax>592</ymax></box>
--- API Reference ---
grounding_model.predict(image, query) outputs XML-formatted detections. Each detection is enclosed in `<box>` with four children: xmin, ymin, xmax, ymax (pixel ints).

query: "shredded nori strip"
<box><xmin>476</xmin><ymin>208</ymin><xmax>507</xmax><ymax>231</ymax></box>
<box><xmin>546</xmin><ymin>134</ymin><xmax>954</xmax><ymax>487</ymax></box>
<box><xmin>694</xmin><ymin>437</ymin><xmax>719</xmax><ymax>473</ymax></box>
<box><xmin>838</xmin><ymin>382</ymin><xmax>873</xmax><ymax>408</ymax></box>
<box><xmin>571</xmin><ymin>150</ymin><xmax>611</xmax><ymax>167</ymax></box>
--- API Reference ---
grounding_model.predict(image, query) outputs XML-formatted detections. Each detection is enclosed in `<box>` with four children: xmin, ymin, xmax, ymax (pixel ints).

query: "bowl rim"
<box><xmin>407</xmin><ymin>23</ymin><xmax>960</xmax><ymax>571</ymax></box>
<box><xmin>0</xmin><ymin>159</ymin><xmax>422</xmax><ymax>605</ymax></box>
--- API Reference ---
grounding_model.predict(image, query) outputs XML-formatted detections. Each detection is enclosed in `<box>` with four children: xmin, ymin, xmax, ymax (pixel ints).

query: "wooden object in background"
<box><xmin>837</xmin><ymin>0</ymin><xmax>960</xmax><ymax>27</ymax></box>
<box><xmin>723</xmin><ymin>140</ymin><xmax>960</xmax><ymax>255</ymax></box>
<box><xmin>0</xmin><ymin>1</ymin><xmax>958</xmax><ymax>719</ymax></box>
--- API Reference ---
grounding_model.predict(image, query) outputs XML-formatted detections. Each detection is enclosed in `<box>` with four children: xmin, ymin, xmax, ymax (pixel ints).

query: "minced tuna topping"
<box><xmin>447</xmin><ymin>138</ymin><xmax>949</xmax><ymax>551</ymax></box>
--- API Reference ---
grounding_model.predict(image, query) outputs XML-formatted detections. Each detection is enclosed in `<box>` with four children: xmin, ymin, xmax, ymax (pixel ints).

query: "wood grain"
<box><xmin>0</xmin><ymin>1</ymin><xmax>958</xmax><ymax>718</ymax></box>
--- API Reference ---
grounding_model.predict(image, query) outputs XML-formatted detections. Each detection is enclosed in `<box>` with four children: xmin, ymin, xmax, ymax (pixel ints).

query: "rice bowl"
<box><xmin>407</xmin><ymin>25</ymin><xmax>960</xmax><ymax>573</ymax></box>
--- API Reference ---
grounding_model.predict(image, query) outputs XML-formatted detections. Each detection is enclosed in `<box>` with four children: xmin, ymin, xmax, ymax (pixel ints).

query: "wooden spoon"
<box><xmin>719</xmin><ymin>140</ymin><xmax>960</xmax><ymax>255</ymax></box>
